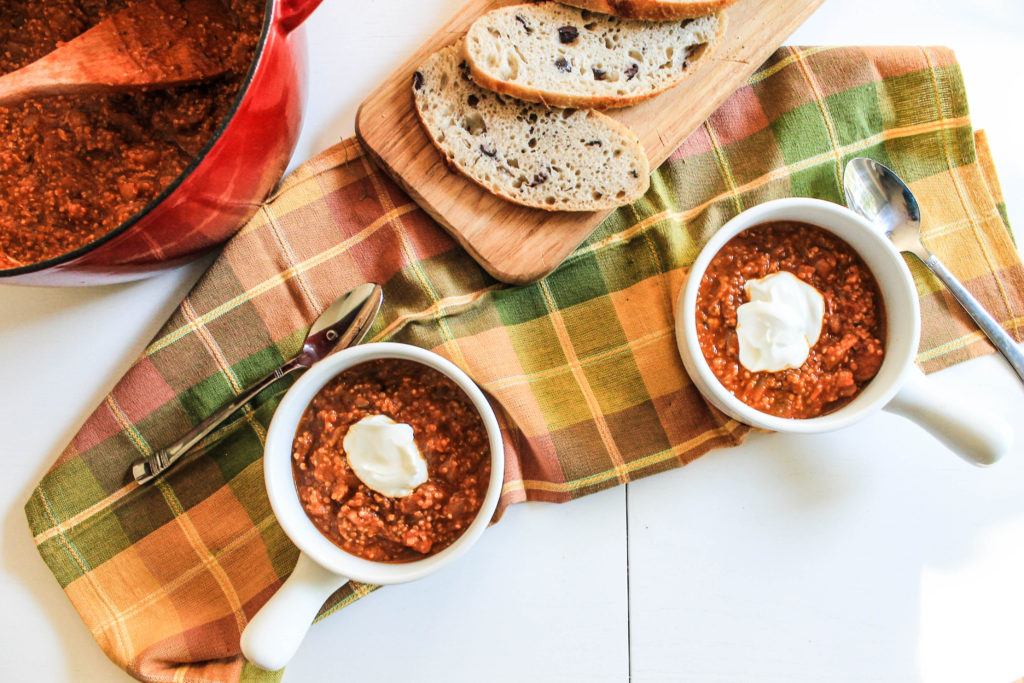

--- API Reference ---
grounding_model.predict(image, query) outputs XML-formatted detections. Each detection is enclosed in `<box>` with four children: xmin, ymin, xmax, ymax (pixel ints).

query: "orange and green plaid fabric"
<box><xmin>24</xmin><ymin>46</ymin><xmax>1024</xmax><ymax>683</ymax></box>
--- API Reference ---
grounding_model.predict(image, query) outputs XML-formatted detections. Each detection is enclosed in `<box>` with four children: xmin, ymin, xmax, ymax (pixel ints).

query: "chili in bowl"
<box><xmin>241</xmin><ymin>342</ymin><xmax>504</xmax><ymax>671</ymax></box>
<box><xmin>292</xmin><ymin>357</ymin><xmax>492</xmax><ymax>563</ymax></box>
<box><xmin>694</xmin><ymin>219</ymin><xmax>887</xmax><ymax>419</ymax></box>
<box><xmin>675</xmin><ymin>198</ymin><xmax>1009</xmax><ymax>462</ymax></box>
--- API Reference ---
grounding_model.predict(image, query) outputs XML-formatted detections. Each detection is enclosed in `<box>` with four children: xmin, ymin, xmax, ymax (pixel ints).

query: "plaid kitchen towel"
<box><xmin>24</xmin><ymin>46</ymin><xmax>1024</xmax><ymax>682</ymax></box>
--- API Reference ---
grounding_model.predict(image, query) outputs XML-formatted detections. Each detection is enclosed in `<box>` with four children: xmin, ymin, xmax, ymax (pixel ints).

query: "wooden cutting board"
<box><xmin>356</xmin><ymin>0</ymin><xmax>825</xmax><ymax>285</ymax></box>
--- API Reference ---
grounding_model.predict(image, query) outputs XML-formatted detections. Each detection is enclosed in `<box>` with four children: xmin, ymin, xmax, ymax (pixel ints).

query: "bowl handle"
<box><xmin>883</xmin><ymin>366</ymin><xmax>1012</xmax><ymax>466</ymax></box>
<box><xmin>240</xmin><ymin>552</ymin><xmax>349</xmax><ymax>671</ymax></box>
<box><xmin>279</xmin><ymin>0</ymin><xmax>325</xmax><ymax>33</ymax></box>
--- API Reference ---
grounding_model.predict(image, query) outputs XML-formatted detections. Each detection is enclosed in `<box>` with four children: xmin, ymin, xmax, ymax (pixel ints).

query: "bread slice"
<box><xmin>464</xmin><ymin>2</ymin><xmax>725</xmax><ymax>109</ymax></box>
<box><xmin>557</xmin><ymin>0</ymin><xmax>740</xmax><ymax>21</ymax></box>
<box><xmin>412</xmin><ymin>41</ymin><xmax>650</xmax><ymax>212</ymax></box>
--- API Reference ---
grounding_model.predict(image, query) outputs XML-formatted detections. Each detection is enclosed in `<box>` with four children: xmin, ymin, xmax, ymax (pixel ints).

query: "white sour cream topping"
<box><xmin>736</xmin><ymin>271</ymin><xmax>825</xmax><ymax>373</ymax></box>
<box><xmin>343</xmin><ymin>415</ymin><xmax>428</xmax><ymax>497</ymax></box>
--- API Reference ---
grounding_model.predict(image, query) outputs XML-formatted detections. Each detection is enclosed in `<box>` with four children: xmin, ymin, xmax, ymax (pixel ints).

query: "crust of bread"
<box><xmin>464</xmin><ymin>5</ymin><xmax>728</xmax><ymax>110</ymax></box>
<box><xmin>558</xmin><ymin>0</ymin><xmax>741</xmax><ymax>21</ymax></box>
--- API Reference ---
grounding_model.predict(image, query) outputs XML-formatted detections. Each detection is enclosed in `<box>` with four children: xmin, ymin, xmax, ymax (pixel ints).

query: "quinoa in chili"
<box><xmin>695</xmin><ymin>221</ymin><xmax>886</xmax><ymax>419</ymax></box>
<box><xmin>0</xmin><ymin>0</ymin><xmax>264</xmax><ymax>267</ymax></box>
<box><xmin>292</xmin><ymin>359</ymin><xmax>492</xmax><ymax>563</ymax></box>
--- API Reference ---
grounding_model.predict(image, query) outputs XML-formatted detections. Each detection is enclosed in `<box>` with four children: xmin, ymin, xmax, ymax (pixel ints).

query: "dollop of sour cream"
<box><xmin>736</xmin><ymin>271</ymin><xmax>825</xmax><ymax>373</ymax></box>
<box><xmin>343</xmin><ymin>415</ymin><xmax>428</xmax><ymax>497</ymax></box>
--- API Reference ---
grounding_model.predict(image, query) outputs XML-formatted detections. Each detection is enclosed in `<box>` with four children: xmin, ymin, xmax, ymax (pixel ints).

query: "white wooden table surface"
<box><xmin>2</xmin><ymin>1</ymin><xmax>1023</xmax><ymax>681</ymax></box>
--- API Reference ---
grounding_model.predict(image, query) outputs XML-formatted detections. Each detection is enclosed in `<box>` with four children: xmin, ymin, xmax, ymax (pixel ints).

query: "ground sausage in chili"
<box><xmin>292</xmin><ymin>359</ymin><xmax>492</xmax><ymax>563</ymax></box>
<box><xmin>695</xmin><ymin>221</ymin><xmax>886</xmax><ymax>418</ymax></box>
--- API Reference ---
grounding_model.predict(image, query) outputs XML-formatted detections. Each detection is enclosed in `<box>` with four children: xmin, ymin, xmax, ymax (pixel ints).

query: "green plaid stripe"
<box><xmin>24</xmin><ymin>46</ymin><xmax>1021</xmax><ymax>683</ymax></box>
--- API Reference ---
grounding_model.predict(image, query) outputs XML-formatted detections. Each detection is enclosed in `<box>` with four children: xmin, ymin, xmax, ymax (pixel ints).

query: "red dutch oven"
<box><xmin>0</xmin><ymin>0</ymin><xmax>324</xmax><ymax>286</ymax></box>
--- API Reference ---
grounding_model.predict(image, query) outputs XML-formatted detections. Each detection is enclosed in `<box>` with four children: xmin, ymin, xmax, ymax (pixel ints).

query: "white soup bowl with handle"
<box><xmin>675</xmin><ymin>198</ymin><xmax>1011</xmax><ymax>465</ymax></box>
<box><xmin>240</xmin><ymin>342</ymin><xmax>505</xmax><ymax>671</ymax></box>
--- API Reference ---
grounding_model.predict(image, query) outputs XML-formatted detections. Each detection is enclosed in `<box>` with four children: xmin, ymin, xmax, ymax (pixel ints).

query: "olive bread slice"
<box><xmin>412</xmin><ymin>41</ymin><xmax>650</xmax><ymax>212</ymax></box>
<box><xmin>464</xmin><ymin>2</ymin><xmax>725</xmax><ymax>109</ymax></box>
<box><xmin>558</xmin><ymin>0</ymin><xmax>740</xmax><ymax>21</ymax></box>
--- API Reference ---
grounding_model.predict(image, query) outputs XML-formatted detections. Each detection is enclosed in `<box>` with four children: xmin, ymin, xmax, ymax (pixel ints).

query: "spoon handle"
<box><xmin>131</xmin><ymin>360</ymin><xmax>302</xmax><ymax>485</ymax></box>
<box><xmin>925</xmin><ymin>254</ymin><xmax>1024</xmax><ymax>384</ymax></box>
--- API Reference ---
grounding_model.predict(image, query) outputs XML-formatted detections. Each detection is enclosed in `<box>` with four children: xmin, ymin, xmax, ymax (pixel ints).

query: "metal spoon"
<box><xmin>844</xmin><ymin>157</ymin><xmax>1024</xmax><ymax>384</ymax></box>
<box><xmin>132</xmin><ymin>282</ymin><xmax>384</xmax><ymax>485</ymax></box>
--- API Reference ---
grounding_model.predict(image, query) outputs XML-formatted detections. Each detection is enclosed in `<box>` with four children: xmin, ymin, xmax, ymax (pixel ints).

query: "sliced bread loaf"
<box><xmin>464</xmin><ymin>2</ymin><xmax>725</xmax><ymax>109</ymax></box>
<box><xmin>558</xmin><ymin>0</ymin><xmax>740</xmax><ymax>21</ymax></box>
<box><xmin>412</xmin><ymin>41</ymin><xmax>650</xmax><ymax>212</ymax></box>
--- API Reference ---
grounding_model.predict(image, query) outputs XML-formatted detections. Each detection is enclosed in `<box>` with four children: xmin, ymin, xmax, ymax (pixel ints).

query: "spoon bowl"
<box><xmin>844</xmin><ymin>158</ymin><xmax>926</xmax><ymax>257</ymax></box>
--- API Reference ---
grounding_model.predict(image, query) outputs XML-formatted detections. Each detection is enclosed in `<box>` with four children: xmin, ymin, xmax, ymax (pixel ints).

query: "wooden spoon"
<box><xmin>0</xmin><ymin>0</ymin><xmax>234</xmax><ymax>106</ymax></box>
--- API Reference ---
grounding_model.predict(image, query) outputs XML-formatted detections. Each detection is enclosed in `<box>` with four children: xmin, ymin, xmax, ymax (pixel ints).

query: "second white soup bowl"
<box><xmin>675</xmin><ymin>198</ymin><xmax>1010</xmax><ymax>464</ymax></box>
<box><xmin>240</xmin><ymin>342</ymin><xmax>505</xmax><ymax>671</ymax></box>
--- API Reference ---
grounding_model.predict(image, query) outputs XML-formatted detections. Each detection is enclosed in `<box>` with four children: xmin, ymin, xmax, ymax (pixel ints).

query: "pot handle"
<box><xmin>279</xmin><ymin>0</ymin><xmax>325</xmax><ymax>33</ymax></box>
<box><xmin>240</xmin><ymin>552</ymin><xmax>349</xmax><ymax>671</ymax></box>
<box><xmin>883</xmin><ymin>366</ymin><xmax>1012</xmax><ymax>467</ymax></box>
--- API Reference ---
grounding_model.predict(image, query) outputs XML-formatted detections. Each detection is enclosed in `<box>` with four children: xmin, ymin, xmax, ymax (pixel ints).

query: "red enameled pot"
<box><xmin>0</xmin><ymin>0</ymin><xmax>323</xmax><ymax>286</ymax></box>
